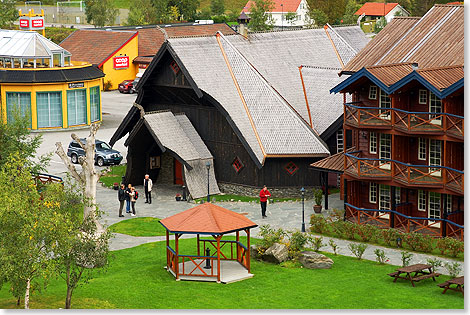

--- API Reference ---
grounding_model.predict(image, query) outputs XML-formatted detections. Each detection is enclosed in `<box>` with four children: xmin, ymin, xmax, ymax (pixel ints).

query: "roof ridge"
<box><xmin>366</xmin><ymin>62</ymin><xmax>414</xmax><ymax>69</ymax></box>
<box><xmin>300</xmin><ymin>65</ymin><xmax>342</xmax><ymax>70</ymax></box>
<box><xmin>416</xmin><ymin>64</ymin><xmax>464</xmax><ymax>72</ymax></box>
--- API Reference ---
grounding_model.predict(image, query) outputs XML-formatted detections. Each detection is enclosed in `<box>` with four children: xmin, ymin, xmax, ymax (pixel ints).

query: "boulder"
<box><xmin>298</xmin><ymin>251</ymin><xmax>334</xmax><ymax>269</ymax></box>
<box><xmin>263</xmin><ymin>243</ymin><xmax>289</xmax><ymax>263</ymax></box>
<box><xmin>250</xmin><ymin>244</ymin><xmax>261</xmax><ymax>259</ymax></box>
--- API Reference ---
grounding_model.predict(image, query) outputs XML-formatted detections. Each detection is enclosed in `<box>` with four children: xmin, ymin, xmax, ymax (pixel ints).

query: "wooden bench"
<box><xmin>388</xmin><ymin>272</ymin><xmax>400</xmax><ymax>277</ymax></box>
<box><xmin>389</xmin><ymin>264</ymin><xmax>439</xmax><ymax>287</ymax></box>
<box><xmin>438</xmin><ymin>276</ymin><xmax>464</xmax><ymax>295</ymax></box>
<box><xmin>412</xmin><ymin>273</ymin><xmax>440</xmax><ymax>282</ymax></box>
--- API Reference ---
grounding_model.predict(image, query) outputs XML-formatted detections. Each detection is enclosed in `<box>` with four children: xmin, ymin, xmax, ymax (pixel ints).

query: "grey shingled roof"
<box><xmin>331</xmin><ymin>25</ymin><xmax>370</xmax><ymax>54</ymax></box>
<box><xmin>300</xmin><ymin>66</ymin><xmax>352</xmax><ymax>135</ymax></box>
<box><xmin>324</xmin><ymin>24</ymin><xmax>359</xmax><ymax>67</ymax></box>
<box><xmin>141</xmin><ymin>111</ymin><xmax>219</xmax><ymax>199</ymax></box>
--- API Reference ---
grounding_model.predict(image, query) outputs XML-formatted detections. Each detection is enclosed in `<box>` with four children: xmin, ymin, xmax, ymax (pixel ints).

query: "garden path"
<box><xmin>96</xmin><ymin>184</ymin><xmax>463</xmax><ymax>276</ymax></box>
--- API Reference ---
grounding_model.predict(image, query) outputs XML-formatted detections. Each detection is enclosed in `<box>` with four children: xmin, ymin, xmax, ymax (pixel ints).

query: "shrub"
<box><xmin>311</xmin><ymin>236</ymin><xmax>324</xmax><ymax>252</ymax></box>
<box><xmin>381</xmin><ymin>228</ymin><xmax>402</xmax><ymax>247</ymax></box>
<box><xmin>374</xmin><ymin>249</ymin><xmax>388</xmax><ymax>264</ymax></box>
<box><xmin>403</xmin><ymin>232</ymin><xmax>434</xmax><ymax>253</ymax></box>
<box><xmin>329</xmin><ymin>209</ymin><xmax>345</xmax><ymax>222</ymax></box>
<box><xmin>426</xmin><ymin>258</ymin><xmax>443</xmax><ymax>272</ymax></box>
<box><xmin>258</xmin><ymin>224</ymin><xmax>286</xmax><ymax>251</ymax></box>
<box><xmin>442</xmin><ymin>237</ymin><xmax>464</xmax><ymax>258</ymax></box>
<box><xmin>309</xmin><ymin>215</ymin><xmax>328</xmax><ymax>234</ymax></box>
<box><xmin>436</xmin><ymin>237</ymin><xmax>447</xmax><ymax>255</ymax></box>
<box><xmin>313</xmin><ymin>188</ymin><xmax>323</xmax><ymax>206</ymax></box>
<box><xmin>328</xmin><ymin>239</ymin><xmax>338</xmax><ymax>255</ymax></box>
<box><xmin>348</xmin><ymin>243</ymin><xmax>368</xmax><ymax>260</ymax></box>
<box><xmin>344</xmin><ymin>222</ymin><xmax>357</xmax><ymax>240</ymax></box>
<box><xmin>103</xmin><ymin>80</ymin><xmax>112</xmax><ymax>91</ymax></box>
<box><xmin>444</xmin><ymin>262</ymin><xmax>462</xmax><ymax>278</ymax></box>
<box><xmin>288</xmin><ymin>231</ymin><xmax>309</xmax><ymax>253</ymax></box>
<box><xmin>356</xmin><ymin>224</ymin><xmax>379</xmax><ymax>243</ymax></box>
<box><xmin>400</xmin><ymin>251</ymin><xmax>413</xmax><ymax>267</ymax></box>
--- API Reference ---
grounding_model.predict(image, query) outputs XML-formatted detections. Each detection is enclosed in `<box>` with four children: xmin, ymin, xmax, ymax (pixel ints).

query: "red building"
<box><xmin>329</xmin><ymin>4</ymin><xmax>464</xmax><ymax>239</ymax></box>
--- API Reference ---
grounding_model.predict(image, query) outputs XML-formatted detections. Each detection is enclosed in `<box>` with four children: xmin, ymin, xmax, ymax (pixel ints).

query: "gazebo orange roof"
<box><xmin>160</xmin><ymin>203</ymin><xmax>258</xmax><ymax>235</ymax></box>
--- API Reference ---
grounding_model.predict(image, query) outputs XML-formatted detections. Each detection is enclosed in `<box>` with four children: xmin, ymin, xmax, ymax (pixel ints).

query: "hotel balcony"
<box><xmin>344</xmin><ymin>102</ymin><xmax>464</xmax><ymax>141</ymax></box>
<box><xmin>344</xmin><ymin>151</ymin><xmax>464</xmax><ymax>195</ymax></box>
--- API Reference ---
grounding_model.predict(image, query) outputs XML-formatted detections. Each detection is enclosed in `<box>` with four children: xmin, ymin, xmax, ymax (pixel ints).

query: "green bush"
<box><xmin>356</xmin><ymin>224</ymin><xmax>379</xmax><ymax>243</ymax></box>
<box><xmin>400</xmin><ymin>251</ymin><xmax>413</xmax><ymax>267</ymax></box>
<box><xmin>403</xmin><ymin>232</ymin><xmax>433</xmax><ymax>253</ymax></box>
<box><xmin>258</xmin><ymin>225</ymin><xmax>286</xmax><ymax>251</ymax></box>
<box><xmin>313</xmin><ymin>188</ymin><xmax>323</xmax><ymax>206</ymax></box>
<box><xmin>426</xmin><ymin>258</ymin><xmax>443</xmax><ymax>272</ymax></box>
<box><xmin>328</xmin><ymin>239</ymin><xmax>338</xmax><ymax>255</ymax></box>
<box><xmin>381</xmin><ymin>228</ymin><xmax>402</xmax><ymax>247</ymax></box>
<box><xmin>348</xmin><ymin>243</ymin><xmax>368</xmax><ymax>260</ymax></box>
<box><xmin>311</xmin><ymin>236</ymin><xmax>324</xmax><ymax>252</ymax></box>
<box><xmin>444</xmin><ymin>262</ymin><xmax>462</xmax><ymax>278</ymax></box>
<box><xmin>288</xmin><ymin>231</ymin><xmax>309</xmax><ymax>253</ymax></box>
<box><xmin>374</xmin><ymin>249</ymin><xmax>388</xmax><ymax>264</ymax></box>
<box><xmin>310</xmin><ymin>215</ymin><xmax>328</xmax><ymax>234</ymax></box>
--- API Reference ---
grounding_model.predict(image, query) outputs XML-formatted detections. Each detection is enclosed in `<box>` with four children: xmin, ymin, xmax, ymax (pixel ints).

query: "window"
<box><xmin>368</xmin><ymin>85</ymin><xmax>377</xmax><ymax>100</ymax></box>
<box><xmin>6</xmin><ymin>92</ymin><xmax>31</xmax><ymax>126</ymax></box>
<box><xmin>444</xmin><ymin>194</ymin><xmax>452</xmax><ymax>214</ymax></box>
<box><xmin>285</xmin><ymin>161</ymin><xmax>299</xmax><ymax>175</ymax></box>
<box><xmin>369</xmin><ymin>132</ymin><xmax>377</xmax><ymax>154</ymax></box>
<box><xmin>395</xmin><ymin>186</ymin><xmax>401</xmax><ymax>205</ymax></box>
<box><xmin>37</xmin><ymin>92</ymin><xmax>62</xmax><ymax>128</ymax></box>
<box><xmin>428</xmin><ymin>192</ymin><xmax>441</xmax><ymax>220</ymax></box>
<box><xmin>232</xmin><ymin>157</ymin><xmax>244</xmax><ymax>173</ymax></box>
<box><xmin>90</xmin><ymin>86</ymin><xmax>100</xmax><ymax>122</ymax></box>
<box><xmin>418</xmin><ymin>138</ymin><xmax>426</xmax><ymax>161</ymax></box>
<box><xmin>429</xmin><ymin>139</ymin><xmax>441</xmax><ymax>171</ymax></box>
<box><xmin>379</xmin><ymin>89</ymin><xmax>391</xmax><ymax>108</ymax></box>
<box><xmin>336</xmin><ymin>129</ymin><xmax>344</xmax><ymax>153</ymax></box>
<box><xmin>67</xmin><ymin>89</ymin><xmax>87</xmax><ymax>126</ymax></box>
<box><xmin>369</xmin><ymin>182</ymin><xmax>377</xmax><ymax>204</ymax></box>
<box><xmin>429</xmin><ymin>92</ymin><xmax>442</xmax><ymax>122</ymax></box>
<box><xmin>170</xmin><ymin>60</ymin><xmax>180</xmax><ymax>74</ymax></box>
<box><xmin>419</xmin><ymin>90</ymin><xmax>427</xmax><ymax>104</ymax></box>
<box><xmin>418</xmin><ymin>190</ymin><xmax>426</xmax><ymax>211</ymax></box>
<box><xmin>379</xmin><ymin>133</ymin><xmax>391</xmax><ymax>160</ymax></box>
<box><xmin>379</xmin><ymin>184</ymin><xmax>390</xmax><ymax>211</ymax></box>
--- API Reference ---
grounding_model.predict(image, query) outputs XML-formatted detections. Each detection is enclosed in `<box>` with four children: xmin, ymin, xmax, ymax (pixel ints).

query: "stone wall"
<box><xmin>156</xmin><ymin>152</ymin><xmax>174</xmax><ymax>185</ymax></box>
<box><xmin>218</xmin><ymin>182</ymin><xmax>320</xmax><ymax>199</ymax></box>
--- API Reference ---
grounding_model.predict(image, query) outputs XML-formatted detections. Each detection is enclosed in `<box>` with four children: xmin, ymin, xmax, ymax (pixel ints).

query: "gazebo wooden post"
<box><xmin>166</xmin><ymin>230</ymin><xmax>170</xmax><ymax>268</ymax></box>
<box><xmin>236</xmin><ymin>231</ymin><xmax>240</xmax><ymax>262</ymax></box>
<box><xmin>216</xmin><ymin>235</ymin><xmax>221</xmax><ymax>283</ymax></box>
<box><xmin>175</xmin><ymin>233</ymin><xmax>180</xmax><ymax>280</ymax></box>
<box><xmin>197</xmin><ymin>234</ymin><xmax>200</xmax><ymax>256</ymax></box>
<box><xmin>246</xmin><ymin>228</ymin><xmax>251</xmax><ymax>272</ymax></box>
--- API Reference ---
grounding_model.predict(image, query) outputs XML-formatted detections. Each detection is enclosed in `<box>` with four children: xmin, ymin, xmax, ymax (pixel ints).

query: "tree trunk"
<box><xmin>24</xmin><ymin>278</ymin><xmax>30</xmax><ymax>309</ymax></box>
<box><xmin>65</xmin><ymin>286</ymin><xmax>73</xmax><ymax>309</ymax></box>
<box><xmin>16</xmin><ymin>297</ymin><xmax>20</xmax><ymax>306</ymax></box>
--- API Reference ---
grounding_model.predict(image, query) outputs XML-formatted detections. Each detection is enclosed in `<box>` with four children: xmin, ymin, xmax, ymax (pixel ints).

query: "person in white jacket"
<box><xmin>144</xmin><ymin>174</ymin><xmax>153</xmax><ymax>204</ymax></box>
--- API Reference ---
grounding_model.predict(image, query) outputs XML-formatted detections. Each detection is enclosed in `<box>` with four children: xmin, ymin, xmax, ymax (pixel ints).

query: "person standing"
<box><xmin>125</xmin><ymin>183</ymin><xmax>132</xmax><ymax>213</ymax></box>
<box><xmin>144</xmin><ymin>174</ymin><xmax>153</xmax><ymax>204</ymax></box>
<box><xmin>259</xmin><ymin>185</ymin><xmax>271</xmax><ymax>218</ymax></box>
<box><xmin>129</xmin><ymin>186</ymin><xmax>137</xmax><ymax>216</ymax></box>
<box><xmin>118</xmin><ymin>184</ymin><xmax>126</xmax><ymax>217</ymax></box>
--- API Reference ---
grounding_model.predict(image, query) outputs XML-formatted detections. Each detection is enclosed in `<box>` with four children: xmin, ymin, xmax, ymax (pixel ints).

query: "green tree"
<box><xmin>307</xmin><ymin>0</ymin><xmax>347</xmax><ymax>24</ymax></box>
<box><xmin>170</xmin><ymin>0</ymin><xmax>200</xmax><ymax>21</ymax></box>
<box><xmin>341</xmin><ymin>0</ymin><xmax>361</xmax><ymax>24</ymax></box>
<box><xmin>153</xmin><ymin>0</ymin><xmax>170</xmax><ymax>23</ymax></box>
<box><xmin>248</xmin><ymin>0</ymin><xmax>275</xmax><ymax>31</ymax></box>
<box><xmin>126</xmin><ymin>0</ymin><xmax>157</xmax><ymax>25</ymax></box>
<box><xmin>284</xmin><ymin>12</ymin><xmax>297</xmax><ymax>26</ymax></box>
<box><xmin>310</xmin><ymin>9</ymin><xmax>329</xmax><ymax>26</ymax></box>
<box><xmin>84</xmin><ymin>0</ymin><xmax>119</xmax><ymax>27</ymax></box>
<box><xmin>0</xmin><ymin>0</ymin><xmax>18</xmax><ymax>28</ymax></box>
<box><xmin>374</xmin><ymin>16</ymin><xmax>387</xmax><ymax>33</ymax></box>
<box><xmin>210</xmin><ymin>0</ymin><xmax>225</xmax><ymax>16</ymax></box>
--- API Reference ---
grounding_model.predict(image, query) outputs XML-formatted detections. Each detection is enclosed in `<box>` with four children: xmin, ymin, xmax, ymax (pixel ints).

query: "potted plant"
<box><xmin>113</xmin><ymin>182</ymin><xmax>119</xmax><ymax>190</ymax></box>
<box><xmin>175</xmin><ymin>193</ymin><xmax>182</xmax><ymax>201</ymax></box>
<box><xmin>313</xmin><ymin>188</ymin><xmax>323</xmax><ymax>213</ymax></box>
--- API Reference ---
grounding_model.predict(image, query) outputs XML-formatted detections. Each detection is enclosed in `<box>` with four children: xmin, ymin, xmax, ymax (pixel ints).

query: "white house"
<box><xmin>242</xmin><ymin>0</ymin><xmax>311</xmax><ymax>28</ymax></box>
<box><xmin>355</xmin><ymin>2</ymin><xmax>410</xmax><ymax>23</ymax></box>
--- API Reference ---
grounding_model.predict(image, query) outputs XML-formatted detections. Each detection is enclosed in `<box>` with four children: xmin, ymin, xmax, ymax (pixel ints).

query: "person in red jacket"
<box><xmin>259</xmin><ymin>185</ymin><xmax>271</xmax><ymax>218</ymax></box>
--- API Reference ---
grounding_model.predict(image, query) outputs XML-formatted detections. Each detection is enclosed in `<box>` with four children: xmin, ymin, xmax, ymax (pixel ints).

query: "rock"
<box><xmin>250</xmin><ymin>244</ymin><xmax>261</xmax><ymax>259</ymax></box>
<box><xmin>263</xmin><ymin>243</ymin><xmax>289</xmax><ymax>263</ymax></box>
<box><xmin>298</xmin><ymin>251</ymin><xmax>334</xmax><ymax>269</ymax></box>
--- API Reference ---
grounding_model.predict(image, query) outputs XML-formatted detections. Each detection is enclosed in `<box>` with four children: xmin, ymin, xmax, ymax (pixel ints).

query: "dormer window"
<box><xmin>419</xmin><ymin>90</ymin><xmax>427</xmax><ymax>104</ymax></box>
<box><xmin>368</xmin><ymin>85</ymin><xmax>377</xmax><ymax>99</ymax></box>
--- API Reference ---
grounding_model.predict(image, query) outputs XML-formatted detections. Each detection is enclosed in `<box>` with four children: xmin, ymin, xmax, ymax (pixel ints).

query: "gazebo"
<box><xmin>159</xmin><ymin>203</ymin><xmax>258</xmax><ymax>283</ymax></box>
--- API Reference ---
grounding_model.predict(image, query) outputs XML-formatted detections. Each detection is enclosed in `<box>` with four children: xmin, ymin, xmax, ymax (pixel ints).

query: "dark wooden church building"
<box><xmin>110</xmin><ymin>26</ymin><xmax>368</xmax><ymax>198</ymax></box>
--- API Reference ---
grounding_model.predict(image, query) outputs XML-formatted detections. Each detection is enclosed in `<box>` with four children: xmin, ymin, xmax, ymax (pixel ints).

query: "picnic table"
<box><xmin>438</xmin><ymin>276</ymin><xmax>464</xmax><ymax>295</ymax></box>
<box><xmin>388</xmin><ymin>264</ymin><xmax>440</xmax><ymax>287</ymax></box>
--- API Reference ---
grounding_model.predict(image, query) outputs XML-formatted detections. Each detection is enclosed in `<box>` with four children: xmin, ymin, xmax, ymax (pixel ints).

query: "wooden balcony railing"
<box><xmin>344</xmin><ymin>152</ymin><xmax>464</xmax><ymax>194</ymax></box>
<box><xmin>345</xmin><ymin>203</ymin><xmax>464</xmax><ymax>240</ymax></box>
<box><xmin>344</xmin><ymin>103</ymin><xmax>464</xmax><ymax>140</ymax></box>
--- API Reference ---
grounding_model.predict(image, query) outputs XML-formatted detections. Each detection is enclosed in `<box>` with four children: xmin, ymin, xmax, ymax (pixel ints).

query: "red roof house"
<box><xmin>355</xmin><ymin>2</ymin><xmax>409</xmax><ymax>22</ymax></box>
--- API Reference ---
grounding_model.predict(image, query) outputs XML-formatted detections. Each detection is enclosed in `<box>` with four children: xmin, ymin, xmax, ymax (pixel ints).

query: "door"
<box><xmin>174</xmin><ymin>158</ymin><xmax>184</xmax><ymax>185</ymax></box>
<box><xmin>428</xmin><ymin>192</ymin><xmax>441</xmax><ymax>227</ymax></box>
<box><xmin>379</xmin><ymin>89</ymin><xmax>391</xmax><ymax>120</ymax></box>
<box><xmin>378</xmin><ymin>184</ymin><xmax>390</xmax><ymax>219</ymax></box>
<box><xmin>429</xmin><ymin>139</ymin><xmax>442</xmax><ymax>177</ymax></box>
<box><xmin>429</xmin><ymin>92</ymin><xmax>442</xmax><ymax>126</ymax></box>
<box><xmin>379</xmin><ymin>133</ymin><xmax>391</xmax><ymax>170</ymax></box>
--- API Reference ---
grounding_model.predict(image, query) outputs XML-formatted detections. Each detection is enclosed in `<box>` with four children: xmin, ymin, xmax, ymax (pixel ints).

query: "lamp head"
<box><xmin>205</xmin><ymin>161</ymin><xmax>211</xmax><ymax>170</ymax></box>
<box><xmin>300</xmin><ymin>187</ymin><xmax>305</xmax><ymax>195</ymax></box>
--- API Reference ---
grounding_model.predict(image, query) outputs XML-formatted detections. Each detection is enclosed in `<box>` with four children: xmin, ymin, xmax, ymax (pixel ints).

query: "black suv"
<box><xmin>67</xmin><ymin>139</ymin><xmax>123</xmax><ymax>167</ymax></box>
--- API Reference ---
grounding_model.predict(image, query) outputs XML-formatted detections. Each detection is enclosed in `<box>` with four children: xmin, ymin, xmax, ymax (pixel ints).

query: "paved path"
<box><xmin>96</xmin><ymin>184</ymin><xmax>463</xmax><ymax>276</ymax></box>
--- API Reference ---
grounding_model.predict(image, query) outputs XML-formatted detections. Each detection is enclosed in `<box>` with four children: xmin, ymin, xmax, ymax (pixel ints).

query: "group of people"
<box><xmin>117</xmin><ymin>174</ymin><xmax>153</xmax><ymax>217</ymax></box>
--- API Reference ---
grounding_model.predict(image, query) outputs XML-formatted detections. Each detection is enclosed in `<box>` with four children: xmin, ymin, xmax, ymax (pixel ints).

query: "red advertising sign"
<box><xmin>19</xmin><ymin>19</ymin><xmax>29</xmax><ymax>28</ymax></box>
<box><xmin>113</xmin><ymin>56</ymin><xmax>130</xmax><ymax>69</ymax></box>
<box><xmin>31</xmin><ymin>18</ymin><xmax>44</xmax><ymax>28</ymax></box>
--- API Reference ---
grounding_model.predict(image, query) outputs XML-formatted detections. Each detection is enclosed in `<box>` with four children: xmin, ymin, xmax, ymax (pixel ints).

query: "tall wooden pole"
<box><xmin>216</xmin><ymin>235</ymin><xmax>221</xmax><ymax>283</ymax></box>
<box><xmin>175</xmin><ymin>234</ymin><xmax>180</xmax><ymax>280</ymax></box>
<box><xmin>246</xmin><ymin>229</ymin><xmax>251</xmax><ymax>272</ymax></box>
<box><xmin>197</xmin><ymin>233</ymin><xmax>200</xmax><ymax>256</ymax></box>
<box><xmin>166</xmin><ymin>230</ymin><xmax>170</xmax><ymax>268</ymax></box>
<box><xmin>236</xmin><ymin>231</ymin><xmax>240</xmax><ymax>262</ymax></box>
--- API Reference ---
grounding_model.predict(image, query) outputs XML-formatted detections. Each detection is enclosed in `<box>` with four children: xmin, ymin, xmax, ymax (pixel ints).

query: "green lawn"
<box><xmin>109</xmin><ymin>217</ymin><xmax>166</xmax><ymax>236</ymax></box>
<box><xmin>99</xmin><ymin>164</ymin><xmax>127</xmax><ymax>188</ymax></box>
<box><xmin>0</xmin><ymin>238</ymin><xmax>463</xmax><ymax>309</ymax></box>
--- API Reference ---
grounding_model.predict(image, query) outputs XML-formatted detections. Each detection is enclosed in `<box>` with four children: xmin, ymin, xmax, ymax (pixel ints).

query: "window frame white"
<box><xmin>418</xmin><ymin>190</ymin><xmax>426</xmax><ymax>211</ymax></box>
<box><xmin>369</xmin><ymin>182</ymin><xmax>377</xmax><ymax>204</ymax></box>
<box><xmin>428</xmin><ymin>192</ymin><xmax>441</xmax><ymax>221</ymax></box>
<box><xmin>336</xmin><ymin>129</ymin><xmax>344</xmax><ymax>153</ymax></box>
<box><xmin>419</xmin><ymin>89</ymin><xmax>427</xmax><ymax>104</ymax></box>
<box><xmin>379</xmin><ymin>133</ymin><xmax>391</xmax><ymax>160</ymax></box>
<box><xmin>369</xmin><ymin>132</ymin><xmax>377</xmax><ymax>154</ymax></box>
<box><xmin>379</xmin><ymin>184</ymin><xmax>391</xmax><ymax>211</ymax></box>
<box><xmin>418</xmin><ymin>138</ymin><xmax>427</xmax><ymax>161</ymax></box>
<box><xmin>369</xmin><ymin>85</ymin><xmax>377</xmax><ymax>100</ymax></box>
<box><xmin>395</xmin><ymin>186</ymin><xmax>401</xmax><ymax>205</ymax></box>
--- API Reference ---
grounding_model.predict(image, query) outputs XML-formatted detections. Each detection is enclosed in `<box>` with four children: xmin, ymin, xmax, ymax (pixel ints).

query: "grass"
<box><xmin>99</xmin><ymin>164</ymin><xmax>127</xmax><ymax>188</ymax></box>
<box><xmin>0</xmin><ymin>238</ymin><xmax>463</xmax><ymax>309</ymax></box>
<box><xmin>109</xmin><ymin>217</ymin><xmax>166</xmax><ymax>237</ymax></box>
<box><xmin>195</xmin><ymin>194</ymin><xmax>302</xmax><ymax>203</ymax></box>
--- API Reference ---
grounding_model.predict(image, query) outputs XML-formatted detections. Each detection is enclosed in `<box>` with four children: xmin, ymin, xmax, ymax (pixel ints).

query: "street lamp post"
<box><xmin>301</xmin><ymin>187</ymin><xmax>305</xmax><ymax>232</ymax></box>
<box><xmin>281</xmin><ymin>3</ymin><xmax>283</xmax><ymax>31</ymax></box>
<box><xmin>206</xmin><ymin>161</ymin><xmax>211</xmax><ymax>203</ymax></box>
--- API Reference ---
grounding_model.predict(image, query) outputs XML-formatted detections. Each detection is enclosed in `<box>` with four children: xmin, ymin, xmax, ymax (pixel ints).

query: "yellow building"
<box><xmin>60</xmin><ymin>30</ymin><xmax>139</xmax><ymax>90</ymax></box>
<box><xmin>0</xmin><ymin>29</ymin><xmax>104</xmax><ymax>130</ymax></box>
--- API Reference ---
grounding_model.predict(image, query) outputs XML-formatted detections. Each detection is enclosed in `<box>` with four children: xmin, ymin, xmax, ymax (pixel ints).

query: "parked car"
<box><xmin>118</xmin><ymin>80</ymin><xmax>134</xmax><ymax>93</ymax></box>
<box><xmin>67</xmin><ymin>139</ymin><xmax>123</xmax><ymax>167</ymax></box>
<box><xmin>130</xmin><ymin>77</ymin><xmax>140</xmax><ymax>93</ymax></box>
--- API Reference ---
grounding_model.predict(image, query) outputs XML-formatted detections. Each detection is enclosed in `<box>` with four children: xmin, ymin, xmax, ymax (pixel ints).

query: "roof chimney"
<box><xmin>411</xmin><ymin>63</ymin><xmax>418</xmax><ymax>70</ymax></box>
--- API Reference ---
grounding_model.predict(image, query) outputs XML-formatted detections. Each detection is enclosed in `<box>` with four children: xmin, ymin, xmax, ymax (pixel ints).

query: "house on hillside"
<box><xmin>242</xmin><ymin>0</ymin><xmax>311</xmax><ymax>28</ymax></box>
<box><xmin>110</xmin><ymin>25</ymin><xmax>369</xmax><ymax>199</ymax></box>
<box><xmin>59</xmin><ymin>24</ymin><xmax>236</xmax><ymax>89</ymax></box>
<box><xmin>324</xmin><ymin>4</ymin><xmax>464</xmax><ymax>238</ymax></box>
<box><xmin>355</xmin><ymin>2</ymin><xmax>410</xmax><ymax>23</ymax></box>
